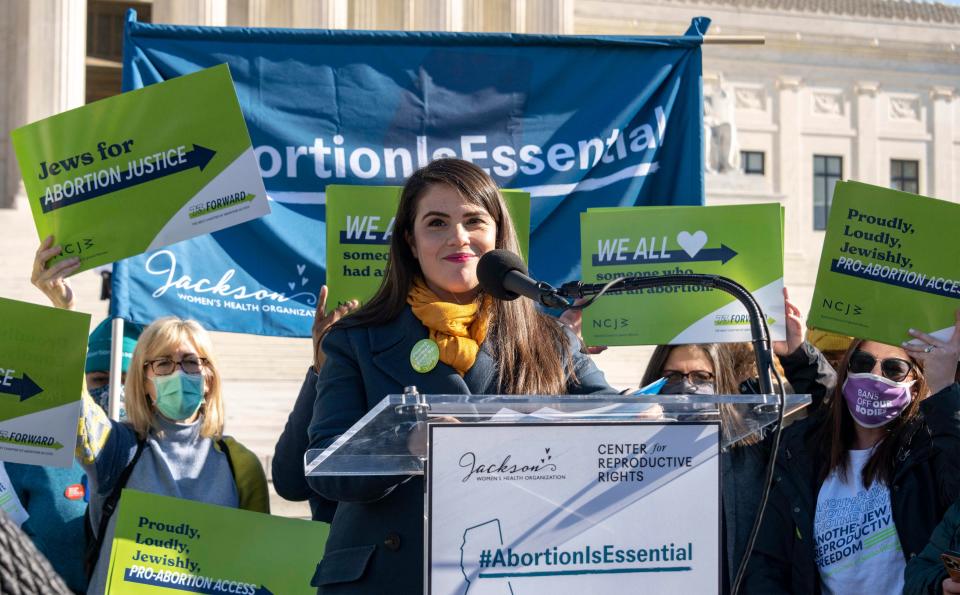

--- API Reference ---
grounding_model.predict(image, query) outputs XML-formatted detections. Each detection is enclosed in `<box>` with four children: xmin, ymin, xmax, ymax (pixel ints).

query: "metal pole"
<box><xmin>108</xmin><ymin>317</ymin><xmax>124</xmax><ymax>420</ymax></box>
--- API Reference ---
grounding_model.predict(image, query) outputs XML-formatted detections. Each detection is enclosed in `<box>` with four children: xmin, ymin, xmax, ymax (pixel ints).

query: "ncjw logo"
<box><xmin>821</xmin><ymin>297</ymin><xmax>863</xmax><ymax>317</ymax></box>
<box><xmin>459</xmin><ymin>447</ymin><xmax>558</xmax><ymax>482</ymax></box>
<box><xmin>592</xmin><ymin>318</ymin><xmax>628</xmax><ymax>330</ymax></box>
<box><xmin>62</xmin><ymin>238</ymin><xmax>94</xmax><ymax>255</ymax></box>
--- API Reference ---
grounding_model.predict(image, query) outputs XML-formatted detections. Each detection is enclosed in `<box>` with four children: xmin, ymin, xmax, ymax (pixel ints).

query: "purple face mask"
<box><xmin>842</xmin><ymin>372</ymin><xmax>915</xmax><ymax>428</ymax></box>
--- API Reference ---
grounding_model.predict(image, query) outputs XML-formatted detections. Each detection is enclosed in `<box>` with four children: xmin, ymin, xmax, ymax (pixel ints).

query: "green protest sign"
<box><xmin>808</xmin><ymin>181</ymin><xmax>960</xmax><ymax>345</ymax></box>
<box><xmin>106</xmin><ymin>489</ymin><xmax>329</xmax><ymax>594</ymax></box>
<box><xmin>0</xmin><ymin>297</ymin><xmax>89</xmax><ymax>468</ymax></box>
<box><xmin>580</xmin><ymin>204</ymin><xmax>785</xmax><ymax>346</ymax></box>
<box><xmin>10</xmin><ymin>64</ymin><xmax>270</xmax><ymax>274</ymax></box>
<box><xmin>325</xmin><ymin>185</ymin><xmax>530</xmax><ymax>311</ymax></box>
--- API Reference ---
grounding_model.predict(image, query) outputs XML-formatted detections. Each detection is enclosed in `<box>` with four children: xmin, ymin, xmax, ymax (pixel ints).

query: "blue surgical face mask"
<box><xmin>151</xmin><ymin>371</ymin><xmax>205</xmax><ymax>421</ymax></box>
<box><xmin>88</xmin><ymin>384</ymin><xmax>127</xmax><ymax>420</ymax></box>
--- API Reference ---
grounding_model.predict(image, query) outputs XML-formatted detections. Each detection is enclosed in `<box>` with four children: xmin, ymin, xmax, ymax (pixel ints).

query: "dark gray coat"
<box><xmin>305</xmin><ymin>306</ymin><xmax>613</xmax><ymax>594</ymax></box>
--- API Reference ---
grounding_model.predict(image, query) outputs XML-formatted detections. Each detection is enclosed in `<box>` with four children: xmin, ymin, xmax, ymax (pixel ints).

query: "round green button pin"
<box><xmin>410</xmin><ymin>338</ymin><xmax>440</xmax><ymax>373</ymax></box>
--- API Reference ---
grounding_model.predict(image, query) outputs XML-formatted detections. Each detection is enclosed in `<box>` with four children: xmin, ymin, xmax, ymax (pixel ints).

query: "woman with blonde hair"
<box><xmin>78</xmin><ymin>317</ymin><xmax>268</xmax><ymax>595</ymax></box>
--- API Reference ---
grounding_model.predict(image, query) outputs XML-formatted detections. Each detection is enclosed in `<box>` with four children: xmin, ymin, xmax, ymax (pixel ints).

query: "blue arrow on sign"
<box><xmin>591</xmin><ymin>244</ymin><xmax>738</xmax><ymax>267</ymax></box>
<box><xmin>0</xmin><ymin>373</ymin><xmax>43</xmax><ymax>401</ymax></box>
<box><xmin>41</xmin><ymin>144</ymin><xmax>217</xmax><ymax>213</ymax></box>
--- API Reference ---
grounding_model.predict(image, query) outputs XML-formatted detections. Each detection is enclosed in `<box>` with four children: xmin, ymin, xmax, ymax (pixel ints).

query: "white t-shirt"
<box><xmin>814</xmin><ymin>448</ymin><xmax>904</xmax><ymax>595</ymax></box>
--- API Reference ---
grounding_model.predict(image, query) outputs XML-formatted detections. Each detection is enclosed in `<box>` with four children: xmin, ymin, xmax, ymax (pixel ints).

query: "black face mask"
<box><xmin>660</xmin><ymin>379</ymin><xmax>717</xmax><ymax>395</ymax></box>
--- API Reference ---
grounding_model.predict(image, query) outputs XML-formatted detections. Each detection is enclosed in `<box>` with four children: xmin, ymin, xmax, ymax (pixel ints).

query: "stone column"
<box><xmin>930</xmin><ymin>86</ymin><xmax>955</xmax><ymax>201</ymax></box>
<box><xmin>415</xmin><ymin>0</ymin><xmax>464</xmax><ymax>31</ymax></box>
<box><xmin>776</xmin><ymin>76</ymin><xmax>803</xmax><ymax>255</ymax></box>
<box><xmin>227</xmin><ymin>0</ymin><xmax>269</xmax><ymax>26</ymax></box>
<box><xmin>0</xmin><ymin>1</ymin><xmax>21</xmax><ymax>207</ymax></box>
<box><xmin>463</xmin><ymin>0</ymin><xmax>518</xmax><ymax>32</ymax></box>
<box><xmin>347</xmin><ymin>0</ymin><xmax>411</xmax><ymax>30</ymax></box>
<box><xmin>854</xmin><ymin>81</ymin><xmax>880</xmax><ymax>185</ymax></box>
<box><xmin>508</xmin><ymin>0</ymin><xmax>527</xmax><ymax>32</ymax></box>
<box><xmin>153</xmin><ymin>0</ymin><xmax>227</xmax><ymax>26</ymax></box>
<box><xmin>291</xmin><ymin>0</ymin><xmax>348</xmax><ymax>28</ymax></box>
<box><xmin>3</xmin><ymin>0</ymin><xmax>87</xmax><ymax>208</ymax></box>
<box><xmin>524</xmin><ymin>0</ymin><xmax>573</xmax><ymax>34</ymax></box>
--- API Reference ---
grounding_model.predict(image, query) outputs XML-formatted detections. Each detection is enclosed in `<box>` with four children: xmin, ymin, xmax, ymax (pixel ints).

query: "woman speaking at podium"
<box><xmin>305</xmin><ymin>158</ymin><xmax>612</xmax><ymax>594</ymax></box>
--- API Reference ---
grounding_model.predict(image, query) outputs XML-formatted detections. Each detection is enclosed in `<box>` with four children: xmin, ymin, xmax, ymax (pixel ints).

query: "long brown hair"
<box><xmin>331</xmin><ymin>158</ymin><xmax>573</xmax><ymax>394</ymax></box>
<box><xmin>813</xmin><ymin>339</ymin><xmax>928</xmax><ymax>488</ymax></box>
<box><xmin>640</xmin><ymin>343</ymin><xmax>759</xmax><ymax>446</ymax></box>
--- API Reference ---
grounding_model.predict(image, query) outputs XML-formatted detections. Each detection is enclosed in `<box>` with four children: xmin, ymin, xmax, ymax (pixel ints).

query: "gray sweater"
<box><xmin>77</xmin><ymin>395</ymin><xmax>239</xmax><ymax>595</ymax></box>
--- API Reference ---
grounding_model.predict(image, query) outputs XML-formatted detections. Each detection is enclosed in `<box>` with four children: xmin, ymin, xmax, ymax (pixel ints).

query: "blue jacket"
<box><xmin>306</xmin><ymin>307</ymin><xmax>613</xmax><ymax>594</ymax></box>
<box><xmin>5</xmin><ymin>462</ymin><xmax>89</xmax><ymax>593</ymax></box>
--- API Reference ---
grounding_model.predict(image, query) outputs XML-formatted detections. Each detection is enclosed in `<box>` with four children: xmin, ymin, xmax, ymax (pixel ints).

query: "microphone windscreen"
<box><xmin>477</xmin><ymin>250</ymin><xmax>526</xmax><ymax>300</ymax></box>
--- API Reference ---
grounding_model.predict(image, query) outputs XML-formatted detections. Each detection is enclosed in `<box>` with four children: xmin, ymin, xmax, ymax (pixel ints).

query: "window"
<box><xmin>86</xmin><ymin>2</ymin><xmax>152</xmax><ymax>104</ymax></box>
<box><xmin>813</xmin><ymin>155</ymin><xmax>842</xmax><ymax>231</ymax></box>
<box><xmin>890</xmin><ymin>159</ymin><xmax>919</xmax><ymax>194</ymax></box>
<box><xmin>741</xmin><ymin>151</ymin><xmax>765</xmax><ymax>175</ymax></box>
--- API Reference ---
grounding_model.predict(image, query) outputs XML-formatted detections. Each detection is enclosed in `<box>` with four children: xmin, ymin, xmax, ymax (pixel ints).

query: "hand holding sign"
<box><xmin>30</xmin><ymin>235</ymin><xmax>80</xmax><ymax>309</ymax></box>
<box><xmin>11</xmin><ymin>64</ymin><xmax>269</xmax><ymax>274</ymax></box>
<box><xmin>311</xmin><ymin>286</ymin><xmax>358</xmax><ymax>372</ymax></box>
<box><xmin>774</xmin><ymin>287</ymin><xmax>805</xmax><ymax>357</ymax></box>
<box><xmin>903</xmin><ymin>309</ymin><xmax>960</xmax><ymax>396</ymax></box>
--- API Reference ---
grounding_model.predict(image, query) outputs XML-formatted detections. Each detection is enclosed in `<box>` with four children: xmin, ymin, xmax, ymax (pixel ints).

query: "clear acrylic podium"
<box><xmin>304</xmin><ymin>389</ymin><xmax>811</xmax><ymax>477</ymax></box>
<box><xmin>304</xmin><ymin>389</ymin><xmax>810</xmax><ymax>594</ymax></box>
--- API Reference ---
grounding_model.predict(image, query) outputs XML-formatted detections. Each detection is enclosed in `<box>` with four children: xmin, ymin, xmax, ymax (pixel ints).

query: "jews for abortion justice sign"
<box><xmin>106</xmin><ymin>490</ymin><xmax>328</xmax><ymax>594</ymax></box>
<box><xmin>428</xmin><ymin>422</ymin><xmax>721</xmax><ymax>594</ymax></box>
<box><xmin>111</xmin><ymin>12</ymin><xmax>706</xmax><ymax>337</ymax></box>
<box><xmin>11</xmin><ymin>64</ymin><xmax>269</xmax><ymax>274</ymax></box>
<box><xmin>0</xmin><ymin>298</ymin><xmax>89</xmax><ymax>468</ymax></box>
<box><xmin>580</xmin><ymin>204</ymin><xmax>785</xmax><ymax>346</ymax></box>
<box><xmin>808</xmin><ymin>181</ymin><xmax>960</xmax><ymax>346</ymax></box>
<box><xmin>325</xmin><ymin>185</ymin><xmax>530</xmax><ymax>311</ymax></box>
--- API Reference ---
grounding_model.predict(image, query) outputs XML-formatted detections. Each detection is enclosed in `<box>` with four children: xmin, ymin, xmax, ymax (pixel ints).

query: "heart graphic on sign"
<box><xmin>301</xmin><ymin>277</ymin><xmax>309</xmax><ymax>287</ymax></box>
<box><xmin>296</xmin><ymin>264</ymin><xmax>306</xmax><ymax>275</ymax></box>
<box><xmin>288</xmin><ymin>282</ymin><xmax>296</xmax><ymax>290</ymax></box>
<box><xmin>676</xmin><ymin>230</ymin><xmax>708</xmax><ymax>258</ymax></box>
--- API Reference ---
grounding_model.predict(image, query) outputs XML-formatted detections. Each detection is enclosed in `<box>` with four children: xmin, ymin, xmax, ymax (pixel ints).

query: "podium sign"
<box><xmin>427</xmin><ymin>422</ymin><xmax>720</xmax><ymax>594</ymax></box>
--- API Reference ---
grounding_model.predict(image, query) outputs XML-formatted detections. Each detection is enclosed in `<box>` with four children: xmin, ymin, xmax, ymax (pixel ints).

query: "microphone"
<box><xmin>477</xmin><ymin>250</ymin><xmax>569</xmax><ymax>309</ymax></box>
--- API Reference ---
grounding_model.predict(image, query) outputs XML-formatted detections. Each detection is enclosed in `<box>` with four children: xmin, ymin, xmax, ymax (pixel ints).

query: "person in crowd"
<box><xmin>304</xmin><ymin>158</ymin><xmax>613</xmax><ymax>594</ymax></box>
<box><xmin>8</xmin><ymin>240</ymin><xmax>144</xmax><ymax>594</ymax></box>
<box><xmin>904</xmin><ymin>496</ymin><xmax>960</xmax><ymax>595</ymax></box>
<box><xmin>635</xmin><ymin>291</ymin><xmax>836</xmax><ymax>594</ymax></box>
<box><xmin>744</xmin><ymin>311</ymin><xmax>960</xmax><ymax>594</ymax></box>
<box><xmin>898</xmin><ymin>359</ymin><xmax>960</xmax><ymax>595</ymax></box>
<box><xmin>79</xmin><ymin>317</ymin><xmax>269</xmax><ymax>594</ymax></box>
<box><xmin>272</xmin><ymin>286</ymin><xmax>357</xmax><ymax>522</ymax></box>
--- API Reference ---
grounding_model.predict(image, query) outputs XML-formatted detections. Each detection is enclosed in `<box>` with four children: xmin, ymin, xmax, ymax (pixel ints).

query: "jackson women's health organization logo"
<box><xmin>459</xmin><ymin>447</ymin><xmax>565</xmax><ymax>483</ymax></box>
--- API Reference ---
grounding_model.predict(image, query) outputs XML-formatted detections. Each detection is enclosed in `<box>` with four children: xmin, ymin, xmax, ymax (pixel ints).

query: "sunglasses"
<box><xmin>847</xmin><ymin>350</ymin><xmax>914</xmax><ymax>382</ymax></box>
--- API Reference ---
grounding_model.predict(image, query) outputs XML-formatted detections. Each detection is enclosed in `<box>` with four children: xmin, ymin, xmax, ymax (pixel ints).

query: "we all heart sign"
<box><xmin>580</xmin><ymin>203</ymin><xmax>785</xmax><ymax>346</ymax></box>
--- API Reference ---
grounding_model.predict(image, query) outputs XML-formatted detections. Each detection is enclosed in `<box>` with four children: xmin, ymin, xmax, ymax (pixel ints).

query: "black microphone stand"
<box><xmin>558</xmin><ymin>273</ymin><xmax>775</xmax><ymax>394</ymax></box>
<box><xmin>554</xmin><ymin>273</ymin><xmax>784</xmax><ymax>595</ymax></box>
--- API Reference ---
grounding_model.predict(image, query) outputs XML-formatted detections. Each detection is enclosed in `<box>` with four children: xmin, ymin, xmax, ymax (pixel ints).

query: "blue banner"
<box><xmin>111</xmin><ymin>10</ymin><xmax>707</xmax><ymax>337</ymax></box>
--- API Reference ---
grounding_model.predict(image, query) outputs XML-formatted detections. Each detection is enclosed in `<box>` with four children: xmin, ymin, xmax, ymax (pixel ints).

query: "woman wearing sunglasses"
<box><xmin>77</xmin><ymin>317</ymin><xmax>269</xmax><ymax>595</ymax></box>
<box><xmin>745</xmin><ymin>312</ymin><xmax>960</xmax><ymax>594</ymax></box>
<box><xmin>635</xmin><ymin>289</ymin><xmax>836</xmax><ymax>594</ymax></box>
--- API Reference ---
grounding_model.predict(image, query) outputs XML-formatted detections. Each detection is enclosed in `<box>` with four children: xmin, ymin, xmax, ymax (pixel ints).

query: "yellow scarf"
<box><xmin>407</xmin><ymin>279</ymin><xmax>491</xmax><ymax>376</ymax></box>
